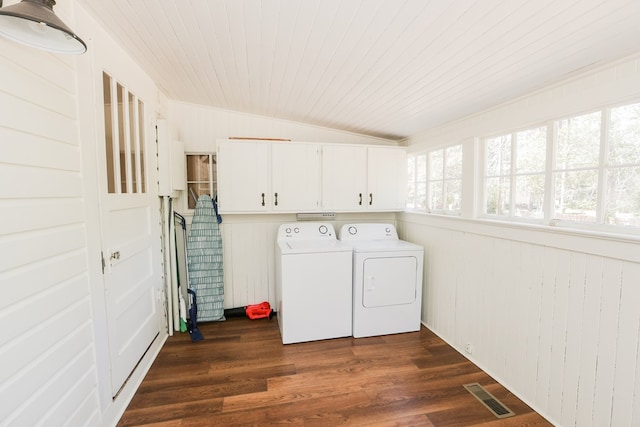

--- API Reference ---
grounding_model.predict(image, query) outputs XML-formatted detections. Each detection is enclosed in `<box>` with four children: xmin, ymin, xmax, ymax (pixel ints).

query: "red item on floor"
<box><xmin>245</xmin><ymin>302</ymin><xmax>273</xmax><ymax>320</ymax></box>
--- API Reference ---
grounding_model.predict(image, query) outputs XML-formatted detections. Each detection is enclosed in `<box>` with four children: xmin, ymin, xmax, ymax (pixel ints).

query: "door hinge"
<box><xmin>101</xmin><ymin>251</ymin><xmax>106</xmax><ymax>274</ymax></box>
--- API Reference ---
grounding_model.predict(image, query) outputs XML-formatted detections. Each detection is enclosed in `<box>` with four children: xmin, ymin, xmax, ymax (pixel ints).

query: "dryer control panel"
<box><xmin>339</xmin><ymin>223</ymin><xmax>398</xmax><ymax>240</ymax></box>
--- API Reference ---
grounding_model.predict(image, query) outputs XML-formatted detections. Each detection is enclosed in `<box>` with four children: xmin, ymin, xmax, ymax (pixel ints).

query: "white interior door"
<box><xmin>100</xmin><ymin>72</ymin><xmax>161</xmax><ymax>396</ymax></box>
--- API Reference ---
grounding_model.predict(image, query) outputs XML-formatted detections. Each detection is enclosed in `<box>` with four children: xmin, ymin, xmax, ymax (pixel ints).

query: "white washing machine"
<box><xmin>339</xmin><ymin>223</ymin><xmax>424</xmax><ymax>338</ymax></box>
<box><xmin>275</xmin><ymin>222</ymin><xmax>353</xmax><ymax>344</ymax></box>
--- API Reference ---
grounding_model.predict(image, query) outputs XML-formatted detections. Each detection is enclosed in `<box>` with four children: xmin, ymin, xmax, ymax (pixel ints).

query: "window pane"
<box><xmin>445</xmin><ymin>145</ymin><xmax>462</xmax><ymax>179</ymax></box>
<box><xmin>609</xmin><ymin>103</ymin><xmax>640</xmax><ymax>166</ymax></box>
<box><xmin>187</xmin><ymin>155</ymin><xmax>211</xmax><ymax>181</ymax></box>
<box><xmin>445</xmin><ymin>179</ymin><xmax>461</xmax><ymax>212</ymax></box>
<box><xmin>187</xmin><ymin>182</ymin><xmax>212</xmax><ymax>210</ymax></box>
<box><xmin>406</xmin><ymin>181</ymin><xmax>416</xmax><ymax>208</ymax></box>
<box><xmin>416</xmin><ymin>154</ymin><xmax>427</xmax><ymax>182</ymax></box>
<box><xmin>514</xmin><ymin>174</ymin><xmax>545</xmax><ymax>219</ymax></box>
<box><xmin>128</xmin><ymin>92</ymin><xmax>138</xmax><ymax>193</ymax></box>
<box><xmin>554</xmin><ymin>170</ymin><xmax>598</xmax><ymax>222</ymax></box>
<box><xmin>486</xmin><ymin>135</ymin><xmax>511</xmax><ymax>176</ymax></box>
<box><xmin>406</xmin><ymin>155</ymin><xmax>415</xmax><ymax>208</ymax></box>
<box><xmin>416</xmin><ymin>182</ymin><xmax>427</xmax><ymax>209</ymax></box>
<box><xmin>102</xmin><ymin>72</ymin><xmax>115</xmax><ymax>193</ymax></box>
<box><xmin>429</xmin><ymin>181</ymin><xmax>443</xmax><ymax>210</ymax></box>
<box><xmin>516</xmin><ymin>127</ymin><xmax>546</xmax><ymax>173</ymax></box>
<box><xmin>407</xmin><ymin>155</ymin><xmax>415</xmax><ymax>180</ymax></box>
<box><xmin>485</xmin><ymin>176</ymin><xmax>510</xmax><ymax>215</ymax></box>
<box><xmin>429</xmin><ymin>150</ymin><xmax>443</xmax><ymax>180</ymax></box>
<box><xmin>605</xmin><ymin>167</ymin><xmax>640</xmax><ymax>226</ymax></box>
<box><xmin>138</xmin><ymin>99</ymin><xmax>146</xmax><ymax>193</ymax></box>
<box><xmin>117</xmin><ymin>83</ymin><xmax>126</xmax><ymax>193</ymax></box>
<box><xmin>556</xmin><ymin>112</ymin><xmax>601</xmax><ymax>169</ymax></box>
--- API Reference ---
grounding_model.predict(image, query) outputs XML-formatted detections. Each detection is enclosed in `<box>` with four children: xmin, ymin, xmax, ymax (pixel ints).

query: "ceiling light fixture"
<box><xmin>0</xmin><ymin>0</ymin><xmax>86</xmax><ymax>54</ymax></box>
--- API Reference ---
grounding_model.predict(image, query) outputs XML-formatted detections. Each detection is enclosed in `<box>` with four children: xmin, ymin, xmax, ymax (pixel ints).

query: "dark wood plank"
<box><xmin>117</xmin><ymin>317</ymin><xmax>552</xmax><ymax>426</ymax></box>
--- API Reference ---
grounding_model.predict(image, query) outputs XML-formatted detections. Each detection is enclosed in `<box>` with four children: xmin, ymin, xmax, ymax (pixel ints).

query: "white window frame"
<box><xmin>406</xmin><ymin>152</ymin><xmax>427</xmax><ymax>210</ymax></box>
<box><xmin>477</xmin><ymin>100</ymin><xmax>640</xmax><ymax>234</ymax></box>
<box><xmin>185</xmin><ymin>153</ymin><xmax>217</xmax><ymax>210</ymax></box>
<box><xmin>428</xmin><ymin>145</ymin><xmax>463</xmax><ymax>215</ymax></box>
<box><xmin>406</xmin><ymin>144</ymin><xmax>463</xmax><ymax>215</ymax></box>
<box><xmin>480</xmin><ymin>125</ymin><xmax>548</xmax><ymax>224</ymax></box>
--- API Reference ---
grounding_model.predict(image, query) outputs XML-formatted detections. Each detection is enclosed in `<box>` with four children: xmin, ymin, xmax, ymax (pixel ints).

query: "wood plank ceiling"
<box><xmin>77</xmin><ymin>0</ymin><xmax>640</xmax><ymax>140</ymax></box>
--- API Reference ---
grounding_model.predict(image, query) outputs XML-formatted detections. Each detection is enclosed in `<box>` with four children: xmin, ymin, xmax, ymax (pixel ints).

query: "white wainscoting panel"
<box><xmin>397</xmin><ymin>215</ymin><xmax>640</xmax><ymax>427</ymax></box>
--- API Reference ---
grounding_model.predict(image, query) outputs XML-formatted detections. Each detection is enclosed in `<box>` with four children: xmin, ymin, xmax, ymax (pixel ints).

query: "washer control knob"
<box><xmin>348</xmin><ymin>226</ymin><xmax>357</xmax><ymax>235</ymax></box>
<box><xmin>285</xmin><ymin>227</ymin><xmax>291</xmax><ymax>234</ymax></box>
<box><xmin>385</xmin><ymin>227</ymin><xmax>391</xmax><ymax>233</ymax></box>
<box><xmin>294</xmin><ymin>227</ymin><xmax>300</xmax><ymax>233</ymax></box>
<box><xmin>318</xmin><ymin>225</ymin><xmax>328</xmax><ymax>234</ymax></box>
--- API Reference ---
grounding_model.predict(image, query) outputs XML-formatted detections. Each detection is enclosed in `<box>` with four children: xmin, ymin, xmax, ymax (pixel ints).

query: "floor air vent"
<box><xmin>463</xmin><ymin>383</ymin><xmax>515</xmax><ymax>419</ymax></box>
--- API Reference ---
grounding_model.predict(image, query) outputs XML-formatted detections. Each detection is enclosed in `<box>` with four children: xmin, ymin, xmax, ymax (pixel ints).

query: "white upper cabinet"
<box><xmin>321</xmin><ymin>145</ymin><xmax>367</xmax><ymax>210</ymax></box>
<box><xmin>271</xmin><ymin>142</ymin><xmax>321</xmax><ymax>212</ymax></box>
<box><xmin>322</xmin><ymin>145</ymin><xmax>406</xmax><ymax>211</ymax></box>
<box><xmin>217</xmin><ymin>140</ymin><xmax>270</xmax><ymax>212</ymax></box>
<box><xmin>157</xmin><ymin>119</ymin><xmax>186</xmax><ymax>196</ymax></box>
<box><xmin>367</xmin><ymin>146</ymin><xmax>407</xmax><ymax>210</ymax></box>
<box><xmin>217</xmin><ymin>139</ymin><xmax>405</xmax><ymax>213</ymax></box>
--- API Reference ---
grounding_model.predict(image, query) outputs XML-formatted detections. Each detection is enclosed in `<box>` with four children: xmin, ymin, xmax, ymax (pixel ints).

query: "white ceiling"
<box><xmin>77</xmin><ymin>0</ymin><xmax>640</xmax><ymax>140</ymax></box>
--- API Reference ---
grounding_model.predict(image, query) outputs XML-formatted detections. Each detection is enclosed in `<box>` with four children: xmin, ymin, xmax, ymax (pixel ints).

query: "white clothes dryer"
<box><xmin>339</xmin><ymin>223</ymin><xmax>423</xmax><ymax>338</ymax></box>
<box><xmin>275</xmin><ymin>222</ymin><xmax>353</xmax><ymax>344</ymax></box>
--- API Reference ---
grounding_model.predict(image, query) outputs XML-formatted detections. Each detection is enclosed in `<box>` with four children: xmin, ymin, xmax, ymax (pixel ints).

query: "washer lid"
<box><xmin>279</xmin><ymin>239</ymin><xmax>353</xmax><ymax>254</ymax></box>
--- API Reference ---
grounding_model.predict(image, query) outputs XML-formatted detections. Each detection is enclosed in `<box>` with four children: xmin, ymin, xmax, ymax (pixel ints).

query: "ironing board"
<box><xmin>186</xmin><ymin>194</ymin><xmax>225</xmax><ymax>321</ymax></box>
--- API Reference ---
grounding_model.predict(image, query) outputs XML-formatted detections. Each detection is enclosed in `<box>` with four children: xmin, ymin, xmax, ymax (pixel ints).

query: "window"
<box><xmin>429</xmin><ymin>145</ymin><xmax>462</xmax><ymax>213</ymax></box>
<box><xmin>406</xmin><ymin>153</ymin><xmax>426</xmax><ymax>209</ymax></box>
<box><xmin>406</xmin><ymin>144</ymin><xmax>462</xmax><ymax>214</ymax></box>
<box><xmin>604</xmin><ymin>103</ymin><xmax>640</xmax><ymax>226</ymax></box>
<box><xmin>484</xmin><ymin>127</ymin><xmax>547</xmax><ymax>219</ymax></box>
<box><xmin>553</xmin><ymin>112</ymin><xmax>600</xmax><ymax>223</ymax></box>
<box><xmin>102</xmin><ymin>72</ymin><xmax>147</xmax><ymax>194</ymax></box>
<box><xmin>480</xmin><ymin>100</ymin><xmax>640</xmax><ymax>230</ymax></box>
<box><xmin>553</xmin><ymin>106</ymin><xmax>640</xmax><ymax>227</ymax></box>
<box><xmin>186</xmin><ymin>154</ymin><xmax>217</xmax><ymax>210</ymax></box>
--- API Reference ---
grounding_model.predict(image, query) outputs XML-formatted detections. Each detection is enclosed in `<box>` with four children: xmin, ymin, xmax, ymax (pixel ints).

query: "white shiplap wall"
<box><xmin>168</xmin><ymin>101</ymin><xmax>399</xmax><ymax>309</ymax></box>
<box><xmin>400</xmin><ymin>53</ymin><xmax>640</xmax><ymax>427</ymax></box>
<box><xmin>168</xmin><ymin>100</ymin><xmax>397</xmax><ymax>151</ymax></box>
<box><xmin>0</xmin><ymin>22</ymin><xmax>100</xmax><ymax>427</ymax></box>
<box><xmin>397</xmin><ymin>215</ymin><xmax>640</xmax><ymax>427</ymax></box>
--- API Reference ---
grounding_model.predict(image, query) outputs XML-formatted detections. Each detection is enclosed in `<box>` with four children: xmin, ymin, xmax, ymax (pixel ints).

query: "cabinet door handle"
<box><xmin>358</xmin><ymin>193</ymin><xmax>362</xmax><ymax>205</ymax></box>
<box><xmin>369</xmin><ymin>193</ymin><xmax>373</xmax><ymax>205</ymax></box>
<box><xmin>274</xmin><ymin>192</ymin><xmax>278</xmax><ymax>206</ymax></box>
<box><xmin>261</xmin><ymin>193</ymin><xmax>265</xmax><ymax>206</ymax></box>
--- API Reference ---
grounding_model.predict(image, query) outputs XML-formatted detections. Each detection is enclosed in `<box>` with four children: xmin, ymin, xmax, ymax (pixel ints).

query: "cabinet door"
<box><xmin>367</xmin><ymin>146</ymin><xmax>407</xmax><ymax>210</ymax></box>
<box><xmin>321</xmin><ymin>145</ymin><xmax>367</xmax><ymax>210</ymax></box>
<box><xmin>217</xmin><ymin>140</ymin><xmax>269</xmax><ymax>212</ymax></box>
<box><xmin>271</xmin><ymin>143</ymin><xmax>320</xmax><ymax>211</ymax></box>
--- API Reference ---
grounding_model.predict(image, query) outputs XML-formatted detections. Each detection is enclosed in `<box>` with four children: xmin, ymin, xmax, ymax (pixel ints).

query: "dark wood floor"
<box><xmin>118</xmin><ymin>316</ymin><xmax>552</xmax><ymax>426</ymax></box>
